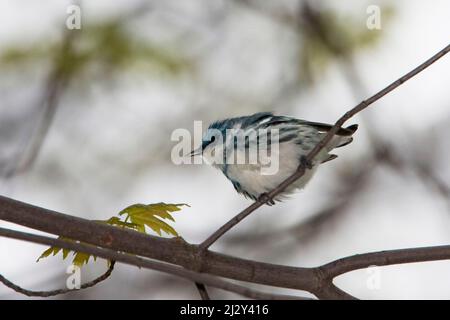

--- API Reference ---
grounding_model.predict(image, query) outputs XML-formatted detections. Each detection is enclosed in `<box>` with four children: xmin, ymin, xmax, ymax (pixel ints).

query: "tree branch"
<box><xmin>0</xmin><ymin>227</ymin><xmax>307</xmax><ymax>300</ymax></box>
<box><xmin>321</xmin><ymin>245</ymin><xmax>450</xmax><ymax>278</ymax></box>
<box><xmin>0</xmin><ymin>195</ymin><xmax>319</xmax><ymax>294</ymax></box>
<box><xmin>3</xmin><ymin>196</ymin><xmax>450</xmax><ymax>299</ymax></box>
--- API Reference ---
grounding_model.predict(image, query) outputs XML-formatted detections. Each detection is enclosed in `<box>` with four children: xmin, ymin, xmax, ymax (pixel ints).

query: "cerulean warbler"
<box><xmin>191</xmin><ymin>112</ymin><xmax>358</xmax><ymax>204</ymax></box>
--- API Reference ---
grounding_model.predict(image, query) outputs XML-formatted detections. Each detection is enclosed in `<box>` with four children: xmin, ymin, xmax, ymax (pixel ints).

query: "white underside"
<box><xmin>213</xmin><ymin>133</ymin><xmax>351</xmax><ymax>201</ymax></box>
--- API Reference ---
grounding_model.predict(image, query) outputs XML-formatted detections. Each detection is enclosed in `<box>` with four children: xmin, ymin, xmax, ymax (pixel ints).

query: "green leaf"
<box><xmin>119</xmin><ymin>203</ymin><xmax>187</xmax><ymax>236</ymax></box>
<box><xmin>62</xmin><ymin>248</ymin><xmax>70</xmax><ymax>259</ymax></box>
<box><xmin>37</xmin><ymin>202</ymin><xmax>187</xmax><ymax>267</ymax></box>
<box><xmin>72</xmin><ymin>251</ymin><xmax>91</xmax><ymax>267</ymax></box>
<box><xmin>36</xmin><ymin>247</ymin><xmax>58</xmax><ymax>262</ymax></box>
<box><xmin>130</xmin><ymin>214</ymin><xmax>178</xmax><ymax>236</ymax></box>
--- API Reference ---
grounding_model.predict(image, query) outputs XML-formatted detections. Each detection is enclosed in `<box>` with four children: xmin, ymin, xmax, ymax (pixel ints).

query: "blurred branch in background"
<box><xmin>5</xmin><ymin>30</ymin><xmax>78</xmax><ymax>178</ymax></box>
<box><xmin>0</xmin><ymin>1</ymin><xmax>191</xmax><ymax>181</ymax></box>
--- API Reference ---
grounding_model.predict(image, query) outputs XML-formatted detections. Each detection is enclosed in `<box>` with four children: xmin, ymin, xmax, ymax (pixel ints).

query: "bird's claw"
<box><xmin>258</xmin><ymin>193</ymin><xmax>274</xmax><ymax>205</ymax></box>
<box><xmin>300</xmin><ymin>156</ymin><xmax>313</xmax><ymax>170</ymax></box>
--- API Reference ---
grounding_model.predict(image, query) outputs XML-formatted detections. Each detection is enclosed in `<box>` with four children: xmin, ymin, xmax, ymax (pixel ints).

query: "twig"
<box><xmin>195</xmin><ymin>282</ymin><xmax>211</xmax><ymax>300</ymax></box>
<box><xmin>0</xmin><ymin>261</ymin><xmax>115</xmax><ymax>297</ymax></box>
<box><xmin>199</xmin><ymin>43</ymin><xmax>450</xmax><ymax>251</ymax></box>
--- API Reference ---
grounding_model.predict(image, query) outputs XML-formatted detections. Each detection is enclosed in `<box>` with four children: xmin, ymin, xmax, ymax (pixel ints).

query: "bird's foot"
<box><xmin>300</xmin><ymin>156</ymin><xmax>313</xmax><ymax>170</ymax></box>
<box><xmin>257</xmin><ymin>193</ymin><xmax>275</xmax><ymax>205</ymax></box>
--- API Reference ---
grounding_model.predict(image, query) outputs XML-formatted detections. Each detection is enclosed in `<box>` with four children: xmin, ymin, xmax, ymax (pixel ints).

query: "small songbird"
<box><xmin>191</xmin><ymin>112</ymin><xmax>358</xmax><ymax>204</ymax></box>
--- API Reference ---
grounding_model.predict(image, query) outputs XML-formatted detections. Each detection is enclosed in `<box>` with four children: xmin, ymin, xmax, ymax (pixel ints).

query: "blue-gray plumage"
<box><xmin>193</xmin><ymin>112</ymin><xmax>358</xmax><ymax>204</ymax></box>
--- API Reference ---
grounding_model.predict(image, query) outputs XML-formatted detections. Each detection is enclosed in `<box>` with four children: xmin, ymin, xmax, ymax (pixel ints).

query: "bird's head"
<box><xmin>190</xmin><ymin>120</ymin><xmax>232</xmax><ymax>168</ymax></box>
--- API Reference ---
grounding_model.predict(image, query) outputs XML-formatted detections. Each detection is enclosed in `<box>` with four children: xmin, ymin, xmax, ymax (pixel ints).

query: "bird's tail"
<box><xmin>335</xmin><ymin>124</ymin><xmax>358</xmax><ymax>148</ymax></box>
<box><xmin>336</xmin><ymin>137</ymin><xmax>353</xmax><ymax>148</ymax></box>
<box><xmin>339</xmin><ymin>124</ymin><xmax>359</xmax><ymax>136</ymax></box>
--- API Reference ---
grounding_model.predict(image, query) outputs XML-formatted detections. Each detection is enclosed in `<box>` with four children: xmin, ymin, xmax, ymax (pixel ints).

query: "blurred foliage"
<box><xmin>299</xmin><ymin>4</ymin><xmax>395</xmax><ymax>85</ymax></box>
<box><xmin>37</xmin><ymin>202</ymin><xmax>188</xmax><ymax>267</ymax></box>
<box><xmin>1</xmin><ymin>20</ymin><xmax>192</xmax><ymax>80</ymax></box>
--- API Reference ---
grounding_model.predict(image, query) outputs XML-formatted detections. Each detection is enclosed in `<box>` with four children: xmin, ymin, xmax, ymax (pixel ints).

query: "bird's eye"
<box><xmin>210</xmin><ymin>136</ymin><xmax>216</xmax><ymax>143</ymax></box>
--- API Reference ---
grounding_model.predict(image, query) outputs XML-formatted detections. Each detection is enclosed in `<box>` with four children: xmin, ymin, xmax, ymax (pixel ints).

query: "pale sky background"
<box><xmin>0</xmin><ymin>0</ymin><xmax>450</xmax><ymax>299</ymax></box>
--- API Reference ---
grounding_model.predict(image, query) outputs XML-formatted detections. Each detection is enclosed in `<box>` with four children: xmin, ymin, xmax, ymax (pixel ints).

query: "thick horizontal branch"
<box><xmin>0</xmin><ymin>195</ymin><xmax>320</xmax><ymax>294</ymax></box>
<box><xmin>3</xmin><ymin>195</ymin><xmax>450</xmax><ymax>299</ymax></box>
<box><xmin>0</xmin><ymin>227</ymin><xmax>304</xmax><ymax>300</ymax></box>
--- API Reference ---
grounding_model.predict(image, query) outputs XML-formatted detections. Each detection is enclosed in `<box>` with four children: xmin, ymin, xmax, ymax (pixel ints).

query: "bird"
<box><xmin>190</xmin><ymin>112</ymin><xmax>358</xmax><ymax>205</ymax></box>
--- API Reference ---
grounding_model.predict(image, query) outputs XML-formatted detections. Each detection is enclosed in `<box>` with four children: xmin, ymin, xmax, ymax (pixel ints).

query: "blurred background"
<box><xmin>1</xmin><ymin>0</ymin><xmax>450</xmax><ymax>299</ymax></box>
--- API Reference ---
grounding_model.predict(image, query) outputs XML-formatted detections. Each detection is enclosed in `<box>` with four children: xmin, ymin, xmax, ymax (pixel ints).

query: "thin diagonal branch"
<box><xmin>199</xmin><ymin>43</ymin><xmax>450</xmax><ymax>250</ymax></box>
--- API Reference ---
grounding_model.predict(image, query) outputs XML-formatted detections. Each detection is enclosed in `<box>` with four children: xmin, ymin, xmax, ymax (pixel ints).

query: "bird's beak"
<box><xmin>189</xmin><ymin>147</ymin><xmax>202</xmax><ymax>157</ymax></box>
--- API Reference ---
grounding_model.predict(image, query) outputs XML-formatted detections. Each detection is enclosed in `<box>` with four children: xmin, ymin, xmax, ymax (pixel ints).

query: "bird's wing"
<box><xmin>298</xmin><ymin>121</ymin><xmax>358</xmax><ymax>136</ymax></box>
<box><xmin>256</xmin><ymin>115</ymin><xmax>358</xmax><ymax>137</ymax></box>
